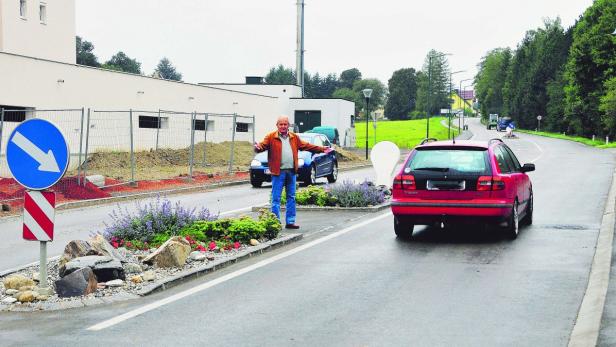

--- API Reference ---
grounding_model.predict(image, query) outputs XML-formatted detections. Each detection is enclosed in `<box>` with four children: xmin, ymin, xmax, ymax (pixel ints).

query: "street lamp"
<box><xmin>362</xmin><ymin>88</ymin><xmax>373</xmax><ymax>160</ymax></box>
<box><xmin>458</xmin><ymin>78</ymin><xmax>472</xmax><ymax>135</ymax></box>
<box><xmin>449</xmin><ymin>70</ymin><xmax>465</xmax><ymax>139</ymax></box>
<box><xmin>425</xmin><ymin>52</ymin><xmax>451</xmax><ymax>138</ymax></box>
<box><xmin>461</xmin><ymin>83</ymin><xmax>473</xmax><ymax>132</ymax></box>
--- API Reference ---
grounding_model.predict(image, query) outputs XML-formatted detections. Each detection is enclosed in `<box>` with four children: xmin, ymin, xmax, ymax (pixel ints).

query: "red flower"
<box><xmin>112</xmin><ymin>241</ymin><xmax>119</xmax><ymax>249</ymax></box>
<box><xmin>126</xmin><ymin>241</ymin><xmax>133</xmax><ymax>248</ymax></box>
<box><xmin>196</xmin><ymin>244</ymin><xmax>206</xmax><ymax>252</ymax></box>
<box><xmin>233</xmin><ymin>242</ymin><xmax>240</xmax><ymax>249</ymax></box>
<box><xmin>208</xmin><ymin>241</ymin><xmax>217</xmax><ymax>250</ymax></box>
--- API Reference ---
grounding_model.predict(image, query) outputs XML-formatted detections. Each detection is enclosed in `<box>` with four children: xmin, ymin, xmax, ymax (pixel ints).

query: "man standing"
<box><xmin>254</xmin><ymin>115</ymin><xmax>331</xmax><ymax>229</ymax></box>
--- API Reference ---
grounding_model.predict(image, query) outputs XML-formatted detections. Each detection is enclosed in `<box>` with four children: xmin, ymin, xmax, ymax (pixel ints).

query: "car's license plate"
<box><xmin>264</xmin><ymin>169</ymin><xmax>271</xmax><ymax>175</ymax></box>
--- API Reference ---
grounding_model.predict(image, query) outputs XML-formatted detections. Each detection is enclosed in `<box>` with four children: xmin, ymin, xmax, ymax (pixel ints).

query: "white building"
<box><xmin>0</xmin><ymin>0</ymin><xmax>355</xmax><ymax>169</ymax></box>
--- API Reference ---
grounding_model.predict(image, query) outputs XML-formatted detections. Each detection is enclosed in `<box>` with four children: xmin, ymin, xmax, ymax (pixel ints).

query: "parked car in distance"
<box><xmin>391</xmin><ymin>138</ymin><xmax>535</xmax><ymax>240</ymax></box>
<box><xmin>497</xmin><ymin>117</ymin><xmax>514</xmax><ymax>132</ymax></box>
<box><xmin>487</xmin><ymin>114</ymin><xmax>499</xmax><ymax>130</ymax></box>
<box><xmin>249</xmin><ymin>133</ymin><xmax>338</xmax><ymax>188</ymax></box>
<box><xmin>306</xmin><ymin>126</ymin><xmax>340</xmax><ymax>145</ymax></box>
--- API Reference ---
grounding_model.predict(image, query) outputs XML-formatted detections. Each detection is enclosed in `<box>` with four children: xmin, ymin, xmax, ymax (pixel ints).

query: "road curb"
<box><xmin>569</xmin><ymin>168</ymin><xmax>616</xmax><ymax>347</ymax></box>
<box><xmin>0</xmin><ymin>233</ymin><xmax>303</xmax><ymax>312</ymax></box>
<box><xmin>251</xmin><ymin>202</ymin><xmax>391</xmax><ymax>213</ymax></box>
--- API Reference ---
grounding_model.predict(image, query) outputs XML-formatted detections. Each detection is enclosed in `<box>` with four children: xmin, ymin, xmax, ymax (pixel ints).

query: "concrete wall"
<box><xmin>0</xmin><ymin>0</ymin><xmax>75</xmax><ymax>63</ymax></box>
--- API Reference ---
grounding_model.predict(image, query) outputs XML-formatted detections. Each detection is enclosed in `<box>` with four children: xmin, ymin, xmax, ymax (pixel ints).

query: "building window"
<box><xmin>236</xmin><ymin>122</ymin><xmax>249</xmax><ymax>133</ymax></box>
<box><xmin>193</xmin><ymin>119</ymin><xmax>205</xmax><ymax>131</ymax></box>
<box><xmin>20</xmin><ymin>0</ymin><xmax>27</xmax><ymax>18</ymax></box>
<box><xmin>39</xmin><ymin>2</ymin><xmax>46</xmax><ymax>23</ymax></box>
<box><xmin>139</xmin><ymin>115</ymin><xmax>167</xmax><ymax>129</ymax></box>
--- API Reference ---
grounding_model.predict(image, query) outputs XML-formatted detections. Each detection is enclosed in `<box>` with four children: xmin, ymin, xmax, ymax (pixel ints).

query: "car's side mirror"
<box><xmin>520</xmin><ymin>163</ymin><xmax>535</xmax><ymax>173</ymax></box>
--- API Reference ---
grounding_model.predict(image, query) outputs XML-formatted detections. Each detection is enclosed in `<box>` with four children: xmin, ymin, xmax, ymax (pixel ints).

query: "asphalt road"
<box><xmin>1</xmin><ymin>118</ymin><xmax>615</xmax><ymax>346</ymax></box>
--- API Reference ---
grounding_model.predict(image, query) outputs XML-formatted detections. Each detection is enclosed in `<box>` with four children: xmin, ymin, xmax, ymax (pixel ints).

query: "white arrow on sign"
<box><xmin>10</xmin><ymin>131</ymin><xmax>61</xmax><ymax>173</ymax></box>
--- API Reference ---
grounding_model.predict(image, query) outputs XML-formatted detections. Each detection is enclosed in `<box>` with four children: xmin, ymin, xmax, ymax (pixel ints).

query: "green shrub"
<box><xmin>295</xmin><ymin>185</ymin><xmax>336</xmax><ymax>206</ymax></box>
<box><xmin>258</xmin><ymin>209</ymin><xmax>282</xmax><ymax>240</ymax></box>
<box><xmin>227</xmin><ymin>216</ymin><xmax>266</xmax><ymax>242</ymax></box>
<box><xmin>179</xmin><ymin>219</ymin><xmax>232</xmax><ymax>241</ymax></box>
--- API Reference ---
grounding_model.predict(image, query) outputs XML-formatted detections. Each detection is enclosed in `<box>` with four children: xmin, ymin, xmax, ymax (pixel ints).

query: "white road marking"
<box><xmin>218</xmin><ymin>207</ymin><xmax>252</xmax><ymax>216</ymax></box>
<box><xmin>86</xmin><ymin>211</ymin><xmax>393</xmax><ymax>331</ymax></box>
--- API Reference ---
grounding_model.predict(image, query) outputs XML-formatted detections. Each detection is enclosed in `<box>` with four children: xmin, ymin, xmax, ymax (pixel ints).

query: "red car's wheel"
<box><xmin>505</xmin><ymin>201</ymin><xmax>519</xmax><ymax>240</ymax></box>
<box><xmin>394</xmin><ymin>216</ymin><xmax>414</xmax><ymax>239</ymax></box>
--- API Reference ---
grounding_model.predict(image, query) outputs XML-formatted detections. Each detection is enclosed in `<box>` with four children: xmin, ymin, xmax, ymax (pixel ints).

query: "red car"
<box><xmin>391</xmin><ymin>138</ymin><xmax>535</xmax><ymax>239</ymax></box>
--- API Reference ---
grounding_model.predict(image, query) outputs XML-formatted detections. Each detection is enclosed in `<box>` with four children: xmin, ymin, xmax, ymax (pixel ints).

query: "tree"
<box><xmin>474</xmin><ymin>48</ymin><xmax>512</xmax><ymax>120</ymax></box>
<box><xmin>75</xmin><ymin>36</ymin><xmax>100</xmax><ymax>67</ymax></box>
<box><xmin>564</xmin><ymin>0</ymin><xmax>616</xmax><ymax>137</ymax></box>
<box><xmin>103</xmin><ymin>51</ymin><xmax>142</xmax><ymax>74</ymax></box>
<box><xmin>385</xmin><ymin>68</ymin><xmax>418</xmax><ymax>120</ymax></box>
<box><xmin>415</xmin><ymin>50</ymin><xmax>450</xmax><ymax>116</ymax></box>
<box><xmin>503</xmin><ymin>19</ymin><xmax>571</xmax><ymax>129</ymax></box>
<box><xmin>265</xmin><ymin>65</ymin><xmax>296</xmax><ymax>84</ymax></box>
<box><xmin>599</xmin><ymin>77</ymin><xmax>616</xmax><ymax>137</ymax></box>
<box><xmin>339</xmin><ymin>68</ymin><xmax>362</xmax><ymax>89</ymax></box>
<box><xmin>155</xmin><ymin>57</ymin><xmax>182</xmax><ymax>81</ymax></box>
<box><xmin>346</xmin><ymin>79</ymin><xmax>386</xmax><ymax>118</ymax></box>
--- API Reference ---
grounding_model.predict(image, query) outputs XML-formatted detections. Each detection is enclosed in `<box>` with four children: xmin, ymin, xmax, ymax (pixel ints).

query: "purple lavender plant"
<box><xmin>328</xmin><ymin>180</ymin><xmax>385</xmax><ymax>207</ymax></box>
<box><xmin>102</xmin><ymin>195</ymin><xmax>218</xmax><ymax>242</ymax></box>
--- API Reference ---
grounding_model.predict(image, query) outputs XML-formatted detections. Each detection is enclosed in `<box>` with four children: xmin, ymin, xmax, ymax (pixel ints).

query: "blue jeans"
<box><xmin>271</xmin><ymin>169</ymin><xmax>296</xmax><ymax>225</ymax></box>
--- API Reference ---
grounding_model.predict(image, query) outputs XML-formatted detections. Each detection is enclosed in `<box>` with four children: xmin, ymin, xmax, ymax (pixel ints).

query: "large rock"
<box><xmin>58</xmin><ymin>240</ymin><xmax>97</xmax><ymax>268</ymax></box>
<box><xmin>54</xmin><ymin>267</ymin><xmax>98</xmax><ymax>298</ymax></box>
<box><xmin>89</xmin><ymin>234</ymin><xmax>126</xmax><ymax>263</ymax></box>
<box><xmin>142</xmin><ymin>236</ymin><xmax>191</xmax><ymax>268</ymax></box>
<box><xmin>61</xmin><ymin>255</ymin><xmax>125</xmax><ymax>282</ymax></box>
<box><xmin>3</xmin><ymin>275</ymin><xmax>35</xmax><ymax>290</ymax></box>
<box><xmin>59</xmin><ymin>236</ymin><xmax>126</xmax><ymax>270</ymax></box>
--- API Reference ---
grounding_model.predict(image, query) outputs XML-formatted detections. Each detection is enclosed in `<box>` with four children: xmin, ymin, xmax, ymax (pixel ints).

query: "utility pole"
<box><xmin>296</xmin><ymin>0</ymin><xmax>305</xmax><ymax>97</ymax></box>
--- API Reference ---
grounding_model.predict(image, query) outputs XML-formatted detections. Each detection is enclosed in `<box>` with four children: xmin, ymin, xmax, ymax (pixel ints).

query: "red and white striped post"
<box><xmin>23</xmin><ymin>190</ymin><xmax>55</xmax><ymax>291</ymax></box>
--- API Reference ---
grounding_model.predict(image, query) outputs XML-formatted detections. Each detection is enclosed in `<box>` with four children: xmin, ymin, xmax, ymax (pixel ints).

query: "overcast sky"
<box><xmin>75</xmin><ymin>0</ymin><xmax>593</xmax><ymax>87</ymax></box>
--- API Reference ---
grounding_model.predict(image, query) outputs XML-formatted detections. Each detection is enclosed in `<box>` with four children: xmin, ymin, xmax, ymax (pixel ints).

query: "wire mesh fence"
<box><xmin>0</xmin><ymin>107</ymin><xmax>256</xmax><ymax>209</ymax></box>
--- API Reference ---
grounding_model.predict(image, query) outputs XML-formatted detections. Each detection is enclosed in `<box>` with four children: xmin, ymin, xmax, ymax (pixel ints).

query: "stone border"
<box><xmin>0</xmin><ymin>233</ymin><xmax>302</xmax><ymax>312</ymax></box>
<box><xmin>251</xmin><ymin>201</ymin><xmax>391</xmax><ymax>213</ymax></box>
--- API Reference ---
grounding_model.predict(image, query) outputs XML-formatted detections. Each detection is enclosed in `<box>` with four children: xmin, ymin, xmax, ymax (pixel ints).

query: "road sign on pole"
<box><xmin>7</xmin><ymin>118</ymin><xmax>68</xmax><ymax>296</ymax></box>
<box><xmin>6</xmin><ymin>119</ymin><xmax>70</xmax><ymax>190</ymax></box>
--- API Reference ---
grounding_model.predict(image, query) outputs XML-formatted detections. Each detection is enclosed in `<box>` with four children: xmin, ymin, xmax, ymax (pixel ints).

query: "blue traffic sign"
<box><xmin>6</xmin><ymin>119</ymin><xmax>70</xmax><ymax>190</ymax></box>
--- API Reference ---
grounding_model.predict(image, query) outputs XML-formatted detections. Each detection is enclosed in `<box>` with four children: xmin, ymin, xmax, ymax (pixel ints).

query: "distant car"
<box><xmin>391</xmin><ymin>138</ymin><xmax>535</xmax><ymax>240</ymax></box>
<box><xmin>249</xmin><ymin>133</ymin><xmax>338</xmax><ymax>188</ymax></box>
<box><xmin>306</xmin><ymin>126</ymin><xmax>340</xmax><ymax>145</ymax></box>
<box><xmin>487</xmin><ymin>114</ymin><xmax>499</xmax><ymax>130</ymax></box>
<box><xmin>497</xmin><ymin>117</ymin><xmax>514</xmax><ymax>132</ymax></box>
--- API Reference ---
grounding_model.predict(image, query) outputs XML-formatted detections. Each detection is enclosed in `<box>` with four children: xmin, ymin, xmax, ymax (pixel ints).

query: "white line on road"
<box><xmin>86</xmin><ymin>211</ymin><xmax>392</xmax><ymax>331</ymax></box>
<box><xmin>218</xmin><ymin>206</ymin><xmax>252</xmax><ymax>216</ymax></box>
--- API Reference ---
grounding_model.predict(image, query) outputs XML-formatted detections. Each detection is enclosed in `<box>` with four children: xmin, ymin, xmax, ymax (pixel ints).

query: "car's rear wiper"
<box><xmin>413</xmin><ymin>167</ymin><xmax>450</xmax><ymax>172</ymax></box>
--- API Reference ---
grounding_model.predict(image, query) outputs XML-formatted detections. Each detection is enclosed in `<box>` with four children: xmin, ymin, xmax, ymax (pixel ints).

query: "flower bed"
<box><xmin>0</xmin><ymin>197</ymin><xmax>288</xmax><ymax>311</ymax></box>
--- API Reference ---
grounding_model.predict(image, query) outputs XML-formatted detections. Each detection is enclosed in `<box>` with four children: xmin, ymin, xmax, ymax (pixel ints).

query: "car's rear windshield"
<box><xmin>407</xmin><ymin>148</ymin><xmax>489</xmax><ymax>173</ymax></box>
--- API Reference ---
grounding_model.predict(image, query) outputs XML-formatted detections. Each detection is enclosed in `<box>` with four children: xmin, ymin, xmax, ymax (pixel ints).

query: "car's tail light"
<box><xmin>393</xmin><ymin>174</ymin><xmax>415</xmax><ymax>190</ymax></box>
<box><xmin>477</xmin><ymin>176</ymin><xmax>505</xmax><ymax>191</ymax></box>
<box><xmin>492</xmin><ymin>176</ymin><xmax>505</xmax><ymax>190</ymax></box>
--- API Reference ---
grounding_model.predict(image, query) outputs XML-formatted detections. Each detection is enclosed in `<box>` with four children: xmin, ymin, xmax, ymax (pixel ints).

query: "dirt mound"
<box><xmin>334</xmin><ymin>145</ymin><xmax>366</xmax><ymax>162</ymax></box>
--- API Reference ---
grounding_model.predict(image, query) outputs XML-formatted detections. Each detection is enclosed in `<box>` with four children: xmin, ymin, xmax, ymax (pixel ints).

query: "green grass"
<box><xmin>355</xmin><ymin>117</ymin><xmax>456</xmax><ymax>149</ymax></box>
<box><xmin>516</xmin><ymin>129</ymin><xmax>616</xmax><ymax>148</ymax></box>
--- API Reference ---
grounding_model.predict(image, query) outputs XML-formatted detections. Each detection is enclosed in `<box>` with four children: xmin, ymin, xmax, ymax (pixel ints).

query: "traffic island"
<box><xmin>0</xmin><ymin>233</ymin><xmax>302</xmax><ymax>312</ymax></box>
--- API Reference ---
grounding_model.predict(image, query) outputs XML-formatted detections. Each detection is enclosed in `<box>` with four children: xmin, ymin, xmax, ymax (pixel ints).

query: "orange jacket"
<box><xmin>256</xmin><ymin>131</ymin><xmax>326</xmax><ymax>175</ymax></box>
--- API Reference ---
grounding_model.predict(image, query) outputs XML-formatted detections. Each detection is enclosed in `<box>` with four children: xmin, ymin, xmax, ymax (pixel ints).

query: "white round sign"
<box><xmin>537</xmin><ymin>115</ymin><xmax>542</xmax><ymax>120</ymax></box>
<box><xmin>370</xmin><ymin>141</ymin><xmax>400</xmax><ymax>187</ymax></box>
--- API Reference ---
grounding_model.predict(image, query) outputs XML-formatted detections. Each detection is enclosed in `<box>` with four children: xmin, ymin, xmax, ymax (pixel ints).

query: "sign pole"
<box><xmin>39</xmin><ymin>241</ymin><xmax>49</xmax><ymax>289</ymax></box>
